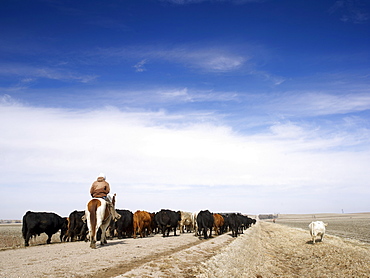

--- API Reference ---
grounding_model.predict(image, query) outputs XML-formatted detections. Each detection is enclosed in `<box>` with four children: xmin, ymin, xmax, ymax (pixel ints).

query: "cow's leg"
<box><xmin>118</xmin><ymin>229</ymin><xmax>123</xmax><ymax>239</ymax></box>
<box><xmin>46</xmin><ymin>233</ymin><xmax>52</xmax><ymax>244</ymax></box>
<box><xmin>203</xmin><ymin>228</ymin><xmax>208</xmax><ymax>239</ymax></box>
<box><xmin>133</xmin><ymin>223</ymin><xmax>137</xmax><ymax>239</ymax></box>
<box><xmin>137</xmin><ymin>226</ymin><xmax>141</xmax><ymax>238</ymax></box>
<box><xmin>148</xmin><ymin>226</ymin><xmax>152</xmax><ymax>236</ymax></box>
<box><xmin>209</xmin><ymin>227</ymin><xmax>213</xmax><ymax>238</ymax></box>
<box><xmin>25</xmin><ymin>232</ymin><xmax>31</xmax><ymax>246</ymax></box>
<box><xmin>139</xmin><ymin>225</ymin><xmax>144</xmax><ymax>238</ymax></box>
<box><xmin>312</xmin><ymin>236</ymin><xmax>315</xmax><ymax>244</ymax></box>
<box><xmin>320</xmin><ymin>234</ymin><xmax>324</xmax><ymax>242</ymax></box>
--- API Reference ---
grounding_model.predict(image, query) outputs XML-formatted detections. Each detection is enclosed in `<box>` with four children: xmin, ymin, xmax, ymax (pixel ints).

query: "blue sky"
<box><xmin>1</xmin><ymin>0</ymin><xmax>370</xmax><ymax>219</ymax></box>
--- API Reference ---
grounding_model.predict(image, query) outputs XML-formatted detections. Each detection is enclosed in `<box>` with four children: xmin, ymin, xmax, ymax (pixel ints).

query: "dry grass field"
<box><xmin>0</xmin><ymin>213</ymin><xmax>369</xmax><ymax>277</ymax></box>
<box><xmin>0</xmin><ymin>224</ymin><xmax>61</xmax><ymax>250</ymax></box>
<box><xmin>196</xmin><ymin>216</ymin><xmax>370</xmax><ymax>278</ymax></box>
<box><xmin>275</xmin><ymin>212</ymin><xmax>370</xmax><ymax>243</ymax></box>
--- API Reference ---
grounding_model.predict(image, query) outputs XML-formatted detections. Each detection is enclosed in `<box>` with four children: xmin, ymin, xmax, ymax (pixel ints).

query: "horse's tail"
<box><xmin>88</xmin><ymin>199</ymin><xmax>100</xmax><ymax>247</ymax></box>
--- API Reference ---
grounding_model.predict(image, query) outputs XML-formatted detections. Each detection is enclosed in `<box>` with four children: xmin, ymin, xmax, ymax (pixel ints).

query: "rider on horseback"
<box><xmin>90</xmin><ymin>173</ymin><xmax>121</xmax><ymax>221</ymax></box>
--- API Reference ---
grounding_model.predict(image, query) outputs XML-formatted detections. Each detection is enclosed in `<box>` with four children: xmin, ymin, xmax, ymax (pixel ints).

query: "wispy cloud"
<box><xmin>91</xmin><ymin>45</ymin><xmax>247</xmax><ymax>73</ymax></box>
<box><xmin>148</xmin><ymin>46</ymin><xmax>247</xmax><ymax>72</ymax></box>
<box><xmin>0</xmin><ymin>63</ymin><xmax>98</xmax><ymax>83</ymax></box>
<box><xmin>158</xmin><ymin>88</ymin><xmax>238</xmax><ymax>103</ymax></box>
<box><xmin>134</xmin><ymin>59</ymin><xmax>148</xmax><ymax>72</ymax></box>
<box><xmin>329</xmin><ymin>0</ymin><xmax>369</xmax><ymax>23</ymax></box>
<box><xmin>263</xmin><ymin>92</ymin><xmax>370</xmax><ymax>117</ymax></box>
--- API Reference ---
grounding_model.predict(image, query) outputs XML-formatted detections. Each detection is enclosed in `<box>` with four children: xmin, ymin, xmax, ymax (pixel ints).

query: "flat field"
<box><xmin>275</xmin><ymin>212</ymin><xmax>370</xmax><ymax>243</ymax></box>
<box><xmin>0</xmin><ymin>213</ymin><xmax>369</xmax><ymax>277</ymax></box>
<box><xmin>0</xmin><ymin>223</ymin><xmax>61</xmax><ymax>250</ymax></box>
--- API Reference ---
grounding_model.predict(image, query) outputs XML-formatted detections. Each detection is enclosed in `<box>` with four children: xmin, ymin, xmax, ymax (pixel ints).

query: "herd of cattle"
<box><xmin>22</xmin><ymin>209</ymin><xmax>257</xmax><ymax>247</ymax></box>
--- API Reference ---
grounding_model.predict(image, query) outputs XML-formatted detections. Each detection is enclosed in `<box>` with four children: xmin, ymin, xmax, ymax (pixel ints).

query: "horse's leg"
<box><xmin>87</xmin><ymin>201</ymin><xmax>99</xmax><ymax>249</ymax></box>
<box><xmin>98</xmin><ymin>205</ymin><xmax>111</xmax><ymax>246</ymax></box>
<box><xmin>89</xmin><ymin>221</ymin><xmax>96</xmax><ymax>249</ymax></box>
<box><xmin>87</xmin><ymin>220</ymin><xmax>95</xmax><ymax>247</ymax></box>
<box><xmin>99</xmin><ymin>223</ymin><xmax>107</xmax><ymax>245</ymax></box>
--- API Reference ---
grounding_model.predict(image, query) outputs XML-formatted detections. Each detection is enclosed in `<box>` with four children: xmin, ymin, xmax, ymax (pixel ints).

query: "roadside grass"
<box><xmin>0</xmin><ymin>224</ymin><xmax>62</xmax><ymax>250</ymax></box>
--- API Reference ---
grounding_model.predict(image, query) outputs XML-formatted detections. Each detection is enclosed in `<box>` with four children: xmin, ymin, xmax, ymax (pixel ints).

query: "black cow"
<box><xmin>220</xmin><ymin>213</ymin><xmax>230</xmax><ymax>234</ymax></box>
<box><xmin>228</xmin><ymin>213</ymin><xmax>241</xmax><ymax>237</ymax></box>
<box><xmin>197</xmin><ymin>210</ymin><xmax>214</xmax><ymax>239</ymax></box>
<box><xmin>251</xmin><ymin>218</ymin><xmax>257</xmax><ymax>226</ymax></box>
<box><xmin>108</xmin><ymin>209</ymin><xmax>134</xmax><ymax>239</ymax></box>
<box><xmin>64</xmin><ymin>210</ymin><xmax>87</xmax><ymax>242</ymax></box>
<box><xmin>245</xmin><ymin>216</ymin><xmax>256</xmax><ymax>228</ymax></box>
<box><xmin>22</xmin><ymin>211</ymin><xmax>68</xmax><ymax>246</ymax></box>
<box><xmin>154</xmin><ymin>209</ymin><xmax>181</xmax><ymax>237</ymax></box>
<box><xmin>237</xmin><ymin>214</ymin><xmax>255</xmax><ymax>233</ymax></box>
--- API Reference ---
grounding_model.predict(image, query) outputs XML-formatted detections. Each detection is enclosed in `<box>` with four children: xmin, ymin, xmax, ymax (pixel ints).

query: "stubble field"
<box><xmin>0</xmin><ymin>212</ymin><xmax>369</xmax><ymax>277</ymax></box>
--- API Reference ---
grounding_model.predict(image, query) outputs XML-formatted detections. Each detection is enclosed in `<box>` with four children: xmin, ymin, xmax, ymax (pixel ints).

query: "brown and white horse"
<box><xmin>85</xmin><ymin>194</ymin><xmax>115</xmax><ymax>248</ymax></box>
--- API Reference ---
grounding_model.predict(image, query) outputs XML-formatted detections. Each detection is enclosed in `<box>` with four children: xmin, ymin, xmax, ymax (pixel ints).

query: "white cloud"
<box><xmin>1</xmin><ymin>96</ymin><xmax>370</xmax><ymax>218</ymax></box>
<box><xmin>134</xmin><ymin>59</ymin><xmax>147</xmax><ymax>72</ymax></box>
<box><xmin>92</xmin><ymin>45</ymin><xmax>247</xmax><ymax>73</ymax></box>
<box><xmin>263</xmin><ymin>92</ymin><xmax>370</xmax><ymax>117</ymax></box>
<box><xmin>154</xmin><ymin>47</ymin><xmax>246</xmax><ymax>72</ymax></box>
<box><xmin>0</xmin><ymin>63</ymin><xmax>98</xmax><ymax>83</ymax></box>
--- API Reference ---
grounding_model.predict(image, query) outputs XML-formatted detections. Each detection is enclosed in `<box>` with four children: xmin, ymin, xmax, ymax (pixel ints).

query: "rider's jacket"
<box><xmin>90</xmin><ymin>177</ymin><xmax>110</xmax><ymax>198</ymax></box>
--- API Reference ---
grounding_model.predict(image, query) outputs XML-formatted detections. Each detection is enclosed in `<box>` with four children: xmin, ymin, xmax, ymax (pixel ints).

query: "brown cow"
<box><xmin>133</xmin><ymin>210</ymin><xmax>152</xmax><ymax>239</ymax></box>
<box><xmin>213</xmin><ymin>213</ymin><xmax>225</xmax><ymax>235</ymax></box>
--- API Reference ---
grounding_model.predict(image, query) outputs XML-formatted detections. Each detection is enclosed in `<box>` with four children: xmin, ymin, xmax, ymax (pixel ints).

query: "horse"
<box><xmin>85</xmin><ymin>193</ymin><xmax>116</xmax><ymax>248</ymax></box>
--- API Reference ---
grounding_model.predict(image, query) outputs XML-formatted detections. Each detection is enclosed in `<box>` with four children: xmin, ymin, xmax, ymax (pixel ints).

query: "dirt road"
<box><xmin>0</xmin><ymin>230</ymin><xmax>233</xmax><ymax>278</ymax></box>
<box><xmin>1</xmin><ymin>220</ymin><xmax>370</xmax><ymax>277</ymax></box>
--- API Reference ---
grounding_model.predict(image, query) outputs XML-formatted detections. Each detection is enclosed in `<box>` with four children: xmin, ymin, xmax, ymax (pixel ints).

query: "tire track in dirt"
<box><xmin>86</xmin><ymin>236</ymin><xmax>231</xmax><ymax>278</ymax></box>
<box><xmin>114</xmin><ymin>233</ymin><xmax>234</xmax><ymax>278</ymax></box>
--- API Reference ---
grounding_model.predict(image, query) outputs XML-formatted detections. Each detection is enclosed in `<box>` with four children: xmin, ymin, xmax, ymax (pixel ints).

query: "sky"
<box><xmin>1</xmin><ymin>0</ymin><xmax>369</xmax><ymax>219</ymax></box>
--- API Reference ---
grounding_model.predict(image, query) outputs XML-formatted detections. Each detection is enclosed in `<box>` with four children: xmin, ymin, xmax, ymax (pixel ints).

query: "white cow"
<box><xmin>308</xmin><ymin>221</ymin><xmax>328</xmax><ymax>244</ymax></box>
<box><xmin>179</xmin><ymin>211</ymin><xmax>193</xmax><ymax>233</ymax></box>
